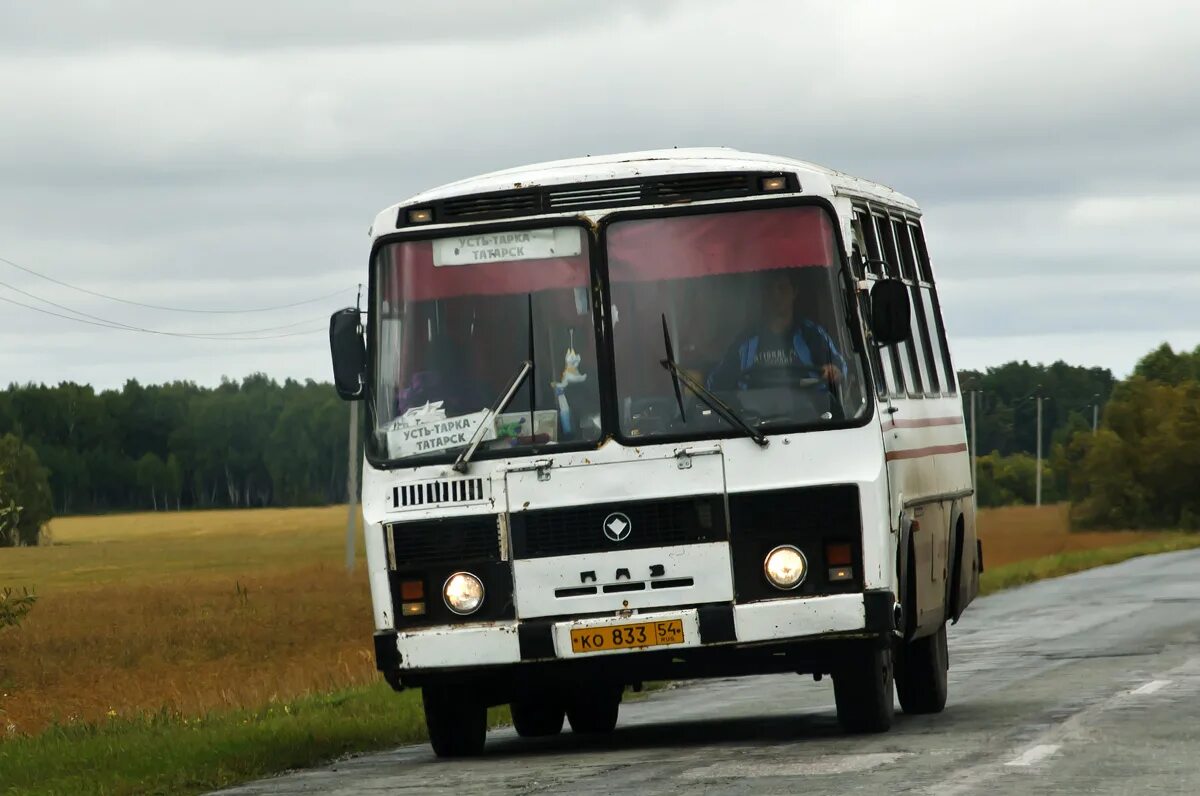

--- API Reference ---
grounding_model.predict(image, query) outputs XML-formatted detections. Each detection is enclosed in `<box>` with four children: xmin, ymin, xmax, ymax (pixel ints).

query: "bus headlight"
<box><xmin>443</xmin><ymin>572</ymin><xmax>485</xmax><ymax>615</ymax></box>
<box><xmin>763</xmin><ymin>546</ymin><xmax>807</xmax><ymax>590</ymax></box>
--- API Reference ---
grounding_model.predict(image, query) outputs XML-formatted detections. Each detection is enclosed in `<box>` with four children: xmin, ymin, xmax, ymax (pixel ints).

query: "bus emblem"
<box><xmin>603</xmin><ymin>512</ymin><xmax>632</xmax><ymax>542</ymax></box>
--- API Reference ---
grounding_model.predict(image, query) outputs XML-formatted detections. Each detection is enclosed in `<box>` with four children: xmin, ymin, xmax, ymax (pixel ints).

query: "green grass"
<box><xmin>979</xmin><ymin>534</ymin><xmax>1200</xmax><ymax>595</ymax></box>
<box><xmin>0</xmin><ymin>682</ymin><xmax>510</xmax><ymax>796</ymax></box>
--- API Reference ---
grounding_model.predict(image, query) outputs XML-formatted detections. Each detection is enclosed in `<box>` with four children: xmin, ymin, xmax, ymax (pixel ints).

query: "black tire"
<box><xmin>833</xmin><ymin>643</ymin><xmax>895</xmax><ymax>733</ymax></box>
<box><xmin>511</xmin><ymin>695</ymin><xmax>565</xmax><ymax>737</ymax></box>
<box><xmin>566</xmin><ymin>685</ymin><xmax>623</xmax><ymax>734</ymax></box>
<box><xmin>422</xmin><ymin>686</ymin><xmax>487</xmax><ymax>758</ymax></box>
<box><xmin>896</xmin><ymin>622</ymin><xmax>948</xmax><ymax>715</ymax></box>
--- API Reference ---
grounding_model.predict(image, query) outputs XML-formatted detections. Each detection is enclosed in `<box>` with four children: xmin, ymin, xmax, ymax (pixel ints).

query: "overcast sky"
<box><xmin>1</xmin><ymin>0</ymin><xmax>1197</xmax><ymax>389</ymax></box>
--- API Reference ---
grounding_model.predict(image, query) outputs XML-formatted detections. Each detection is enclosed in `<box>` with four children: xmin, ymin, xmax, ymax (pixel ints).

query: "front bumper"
<box><xmin>374</xmin><ymin>590</ymin><xmax>896</xmax><ymax>674</ymax></box>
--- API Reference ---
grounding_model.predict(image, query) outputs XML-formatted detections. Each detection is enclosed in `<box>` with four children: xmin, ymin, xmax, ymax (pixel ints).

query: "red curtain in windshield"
<box><xmin>381</xmin><ymin>237</ymin><xmax>588</xmax><ymax>303</ymax></box>
<box><xmin>606</xmin><ymin>206</ymin><xmax>839</xmax><ymax>283</ymax></box>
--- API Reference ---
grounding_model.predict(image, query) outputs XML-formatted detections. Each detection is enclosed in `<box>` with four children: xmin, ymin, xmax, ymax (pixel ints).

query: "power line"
<box><xmin>0</xmin><ymin>253</ymin><xmax>353</xmax><ymax>314</ymax></box>
<box><xmin>0</xmin><ymin>277</ymin><xmax>328</xmax><ymax>337</ymax></box>
<box><xmin>0</xmin><ymin>293</ymin><xmax>324</xmax><ymax>341</ymax></box>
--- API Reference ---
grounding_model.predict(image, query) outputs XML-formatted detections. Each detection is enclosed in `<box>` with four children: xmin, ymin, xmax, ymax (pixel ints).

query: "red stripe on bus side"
<box><xmin>882</xmin><ymin>415</ymin><xmax>964</xmax><ymax>430</ymax></box>
<box><xmin>885</xmin><ymin>442</ymin><xmax>969</xmax><ymax>462</ymax></box>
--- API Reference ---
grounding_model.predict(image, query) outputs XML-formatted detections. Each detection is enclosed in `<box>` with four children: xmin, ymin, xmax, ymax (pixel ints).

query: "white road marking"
<box><xmin>1130</xmin><ymin>679</ymin><xmax>1171</xmax><ymax>695</ymax></box>
<box><xmin>1004</xmin><ymin>744</ymin><xmax>1061</xmax><ymax>768</ymax></box>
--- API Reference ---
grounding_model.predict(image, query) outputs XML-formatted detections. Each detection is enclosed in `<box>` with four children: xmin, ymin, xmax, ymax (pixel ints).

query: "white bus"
<box><xmin>329</xmin><ymin>148</ymin><xmax>981</xmax><ymax>757</ymax></box>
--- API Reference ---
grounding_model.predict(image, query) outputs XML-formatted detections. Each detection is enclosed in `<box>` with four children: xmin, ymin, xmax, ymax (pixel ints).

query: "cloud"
<box><xmin>1</xmin><ymin>0</ymin><xmax>1197</xmax><ymax>387</ymax></box>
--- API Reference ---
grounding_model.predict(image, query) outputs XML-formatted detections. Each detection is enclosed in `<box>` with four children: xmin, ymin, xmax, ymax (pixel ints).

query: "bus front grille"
<box><xmin>510</xmin><ymin>495</ymin><xmax>728</xmax><ymax>559</ymax></box>
<box><xmin>385</xmin><ymin>515</ymin><xmax>501</xmax><ymax>569</ymax></box>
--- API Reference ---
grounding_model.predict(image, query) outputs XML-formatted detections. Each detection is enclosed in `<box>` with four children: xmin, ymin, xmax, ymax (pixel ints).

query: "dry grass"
<box><xmin>975</xmin><ymin>503</ymin><xmax>1183</xmax><ymax>568</ymax></box>
<box><xmin>1</xmin><ymin>502</ymin><xmax>1193</xmax><ymax>741</ymax></box>
<box><xmin>7</xmin><ymin>506</ymin><xmax>354</xmax><ymax>590</ymax></box>
<box><xmin>1</xmin><ymin>508</ymin><xmax>375</xmax><ymax>737</ymax></box>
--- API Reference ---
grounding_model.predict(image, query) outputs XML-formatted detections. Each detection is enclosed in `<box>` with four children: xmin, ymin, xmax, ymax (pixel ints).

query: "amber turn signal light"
<box><xmin>400</xmin><ymin>579</ymin><xmax>424</xmax><ymax>601</ymax></box>
<box><xmin>825</xmin><ymin>542</ymin><xmax>853</xmax><ymax>567</ymax></box>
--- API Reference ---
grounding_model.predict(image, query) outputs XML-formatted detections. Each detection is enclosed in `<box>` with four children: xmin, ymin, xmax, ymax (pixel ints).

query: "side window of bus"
<box><xmin>851</xmin><ymin>210</ymin><xmax>884</xmax><ymax>399</ymax></box>
<box><xmin>894</xmin><ymin>220</ymin><xmax>941</xmax><ymax>395</ymax></box>
<box><xmin>850</xmin><ymin>216</ymin><xmax>867</xmax><ymax>280</ymax></box>
<box><xmin>910</xmin><ymin>222</ymin><xmax>957</xmax><ymax>393</ymax></box>
<box><xmin>854</xmin><ymin>206</ymin><xmax>901</xmax><ymax>399</ymax></box>
<box><xmin>873</xmin><ymin>213</ymin><xmax>921</xmax><ymax>397</ymax></box>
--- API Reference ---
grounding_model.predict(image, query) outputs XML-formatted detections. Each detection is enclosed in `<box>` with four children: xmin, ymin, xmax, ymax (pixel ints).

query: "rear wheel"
<box><xmin>422</xmin><ymin>685</ymin><xmax>487</xmax><ymax>758</ymax></box>
<box><xmin>566</xmin><ymin>685</ymin><xmax>623</xmax><ymax>734</ymax></box>
<box><xmin>896</xmin><ymin>622</ymin><xmax>948</xmax><ymax>714</ymax></box>
<box><xmin>833</xmin><ymin>643</ymin><xmax>895</xmax><ymax>733</ymax></box>
<box><xmin>511</xmin><ymin>694</ymin><xmax>565</xmax><ymax>737</ymax></box>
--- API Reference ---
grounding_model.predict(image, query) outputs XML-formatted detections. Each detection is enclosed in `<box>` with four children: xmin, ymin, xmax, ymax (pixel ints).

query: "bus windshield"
<box><xmin>606</xmin><ymin>205</ymin><xmax>867</xmax><ymax>441</ymax></box>
<box><xmin>372</xmin><ymin>225</ymin><xmax>602</xmax><ymax>463</ymax></box>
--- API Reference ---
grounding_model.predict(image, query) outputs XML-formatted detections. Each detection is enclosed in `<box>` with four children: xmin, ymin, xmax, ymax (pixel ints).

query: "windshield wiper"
<box><xmin>661</xmin><ymin>315</ymin><xmax>688</xmax><ymax>423</ymax></box>
<box><xmin>454</xmin><ymin>294</ymin><xmax>538</xmax><ymax>473</ymax></box>
<box><xmin>452</xmin><ymin>360</ymin><xmax>532</xmax><ymax>473</ymax></box>
<box><xmin>659</xmin><ymin>313</ymin><xmax>768</xmax><ymax>448</ymax></box>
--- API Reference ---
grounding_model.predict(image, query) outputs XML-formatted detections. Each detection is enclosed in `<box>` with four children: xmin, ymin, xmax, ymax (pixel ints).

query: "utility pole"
<box><xmin>1035</xmin><ymin>394</ymin><xmax>1043</xmax><ymax>507</ymax></box>
<box><xmin>1092</xmin><ymin>399</ymin><xmax>1099</xmax><ymax>436</ymax></box>
<box><xmin>345</xmin><ymin>400</ymin><xmax>359</xmax><ymax>572</ymax></box>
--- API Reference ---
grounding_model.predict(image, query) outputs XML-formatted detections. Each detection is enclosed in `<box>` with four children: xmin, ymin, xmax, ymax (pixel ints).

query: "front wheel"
<box><xmin>833</xmin><ymin>643</ymin><xmax>895</xmax><ymax>733</ymax></box>
<box><xmin>423</xmin><ymin>686</ymin><xmax>487</xmax><ymax>758</ymax></box>
<box><xmin>896</xmin><ymin>623</ymin><xmax>948</xmax><ymax>714</ymax></box>
<box><xmin>566</xmin><ymin>685</ymin><xmax>623</xmax><ymax>734</ymax></box>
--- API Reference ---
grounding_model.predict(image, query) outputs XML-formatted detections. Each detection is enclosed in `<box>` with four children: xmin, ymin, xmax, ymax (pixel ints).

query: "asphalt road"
<box><xmin>216</xmin><ymin>549</ymin><xmax>1200</xmax><ymax>795</ymax></box>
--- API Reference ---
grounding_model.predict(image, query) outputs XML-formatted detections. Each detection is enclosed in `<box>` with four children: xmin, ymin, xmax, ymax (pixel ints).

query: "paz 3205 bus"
<box><xmin>328</xmin><ymin>148</ymin><xmax>980</xmax><ymax>757</ymax></box>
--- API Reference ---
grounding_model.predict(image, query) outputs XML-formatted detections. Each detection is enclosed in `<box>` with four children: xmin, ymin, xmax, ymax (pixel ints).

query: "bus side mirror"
<box><xmin>869</xmin><ymin>279</ymin><xmax>911</xmax><ymax>346</ymax></box>
<box><xmin>329</xmin><ymin>308</ymin><xmax>366</xmax><ymax>400</ymax></box>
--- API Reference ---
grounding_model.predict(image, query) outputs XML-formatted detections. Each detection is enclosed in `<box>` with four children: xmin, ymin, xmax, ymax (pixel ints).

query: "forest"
<box><xmin>0</xmin><ymin>376</ymin><xmax>350</xmax><ymax>515</ymax></box>
<box><xmin>0</xmin><ymin>343</ymin><xmax>1197</xmax><ymax>530</ymax></box>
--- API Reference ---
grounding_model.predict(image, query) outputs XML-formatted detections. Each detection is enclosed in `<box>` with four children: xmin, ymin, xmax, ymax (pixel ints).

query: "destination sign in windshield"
<box><xmin>432</xmin><ymin>227</ymin><xmax>582</xmax><ymax>266</ymax></box>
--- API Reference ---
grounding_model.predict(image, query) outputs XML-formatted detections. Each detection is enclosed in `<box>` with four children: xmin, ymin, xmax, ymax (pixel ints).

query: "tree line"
<box><xmin>957</xmin><ymin>360</ymin><xmax>1116</xmax><ymax>458</ymax></box>
<box><xmin>958</xmin><ymin>359</ymin><xmax>1117</xmax><ymax>508</ymax></box>
<box><xmin>1059</xmin><ymin>344</ymin><xmax>1200</xmax><ymax>529</ymax></box>
<box><xmin>0</xmin><ymin>376</ymin><xmax>350</xmax><ymax>517</ymax></box>
<box><xmin>1</xmin><ymin>345</ymin><xmax>1196</xmax><ymax>540</ymax></box>
<box><xmin>965</xmin><ymin>344</ymin><xmax>1200</xmax><ymax>529</ymax></box>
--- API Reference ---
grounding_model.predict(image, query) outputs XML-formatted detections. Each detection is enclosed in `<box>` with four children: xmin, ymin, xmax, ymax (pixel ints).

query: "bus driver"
<box><xmin>706</xmin><ymin>268</ymin><xmax>847</xmax><ymax>395</ymax></box>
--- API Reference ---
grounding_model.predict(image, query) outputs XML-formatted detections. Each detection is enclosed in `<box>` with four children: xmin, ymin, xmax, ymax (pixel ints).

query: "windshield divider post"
<box><xmin>527</xmin><ymin>293</ymin><xmax>536</xmax><ymax>434</ymax></box>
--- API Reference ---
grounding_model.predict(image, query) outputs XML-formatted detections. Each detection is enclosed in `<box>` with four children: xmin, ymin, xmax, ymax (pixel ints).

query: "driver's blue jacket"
<box><xmin>706</xmin><ymin>320</ymin><xmax>848</xmax><ymax>392</ymax></box>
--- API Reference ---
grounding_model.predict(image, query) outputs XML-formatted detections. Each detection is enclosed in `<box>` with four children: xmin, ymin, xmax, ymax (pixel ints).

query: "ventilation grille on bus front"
<box><xmin>396</xmin><ymin>171</ymin><xmax>798</xmax><ymax>227</ymax></box>
<box><xmin>386</xmin><ymin>515</ymin><xmax>501</xmax><ymax>568</ymax></box>
<box><xmin>547</xmin><ymin>183</ymin><xmax>644</xmax><ymax>209</ymax></box>
<box><xmin>388</xmin><ymin>477</ymin><xmax>489</xmax><ymax>512</ymax></box>
<box><xmin>442</xmin><ymin>192</ymin><xmax>540</xmax><ymax>220</ymax></box>
<box><xmin>654</xmin><ymin>173</ymin><xmax>756</xmax><ymax>200</ymax></box>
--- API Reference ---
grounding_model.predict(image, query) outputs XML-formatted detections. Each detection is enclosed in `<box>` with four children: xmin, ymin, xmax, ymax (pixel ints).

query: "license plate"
<box><xmin>570</xmin><ymin>618</ymin><xmax>686</xmax><ymax>654</ymax></box>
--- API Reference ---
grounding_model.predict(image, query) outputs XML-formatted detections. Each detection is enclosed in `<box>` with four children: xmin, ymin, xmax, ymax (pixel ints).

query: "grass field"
<box><xmin>1</xmin><ymin>503</ymin><xmax>1198</xmax><ymax>795</ymax></box>
<box><xmin>2</xmin><ymin>508</ymin><xmax>376</xmax><ymax>738</ymax></box>
<box><xmin>975</xmin><ymin>503</ymin><xmax>1200</xmax><ymax>594</ymax></box>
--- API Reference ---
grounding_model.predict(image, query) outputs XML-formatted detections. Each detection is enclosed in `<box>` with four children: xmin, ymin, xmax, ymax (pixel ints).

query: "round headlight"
<box><xmin>763</xmin><ymin>545</ymin><xmax>807</xmax><ymax>590</ymax></box>
<box><xmin>443</xmin><ymin>572</ymin><xmax>485</xmax><ymax>615</ymax></box>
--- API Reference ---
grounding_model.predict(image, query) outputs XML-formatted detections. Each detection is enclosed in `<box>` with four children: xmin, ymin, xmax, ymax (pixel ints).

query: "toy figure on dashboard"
<box><xmin>550</xmin><ymin>341</ymin><xmax>588</xmax><ymax>434</ymax></box>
